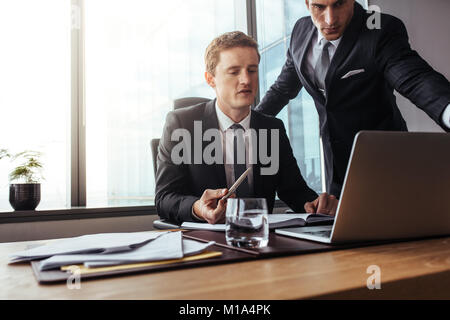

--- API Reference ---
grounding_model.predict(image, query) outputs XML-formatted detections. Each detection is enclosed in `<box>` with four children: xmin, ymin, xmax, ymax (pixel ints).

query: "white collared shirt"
<box><xmin>215</xmin><ymin>102</ymin><xmax>254</xmax><ymax>191</ymax></box>
<box><xmin>443</xmin><ymin>105</ymin><xmax>450</xmax><ymax>129</ymax></box>
<box><xmin>305</xmin><ymin>28</ymin><xmax>342</xmax><ymax>82</ymax></box>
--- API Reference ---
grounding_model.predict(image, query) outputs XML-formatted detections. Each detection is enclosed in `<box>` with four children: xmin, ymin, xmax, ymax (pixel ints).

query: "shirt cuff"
<box><xmin>442</xmin><ymin>104</ymin><xmax>450</xmax><ymax>129</ymax></box>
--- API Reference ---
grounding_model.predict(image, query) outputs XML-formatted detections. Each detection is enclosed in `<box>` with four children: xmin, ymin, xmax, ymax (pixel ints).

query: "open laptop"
<box><xmin>275</xmin><ymin>131</ymin><xmax>450</xmax><ymax>243</ymax></box>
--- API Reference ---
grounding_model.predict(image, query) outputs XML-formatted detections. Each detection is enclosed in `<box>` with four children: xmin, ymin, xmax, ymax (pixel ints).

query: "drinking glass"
<box><xmin>225</xmin><ymin>198</ymin><xmax>269</xmax><ymax>248</ymax></box>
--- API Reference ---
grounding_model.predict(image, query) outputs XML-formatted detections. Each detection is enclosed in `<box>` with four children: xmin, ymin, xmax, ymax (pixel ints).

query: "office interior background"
<box><xmin>0</xmin><ymin>1</ymin><xmax>448</xmax><ymax>222</ymax></box>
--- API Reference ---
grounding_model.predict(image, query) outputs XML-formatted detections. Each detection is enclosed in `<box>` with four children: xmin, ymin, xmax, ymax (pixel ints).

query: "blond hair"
<box><xmin>205</xmin><ymin>31</ymin><xmax>260</xmax><ymax>75</ymax></box>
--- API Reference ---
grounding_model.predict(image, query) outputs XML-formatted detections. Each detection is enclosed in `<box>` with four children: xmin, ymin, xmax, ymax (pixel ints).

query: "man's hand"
<box><xmin>193</xmin><ymin>189</ymin><xmax>232</xmax><ymax>224</ymax></box>
<box><xmin>304</xmin><ymin>193</ymin><xmax>338</xmax><ymax>216</ymax></box>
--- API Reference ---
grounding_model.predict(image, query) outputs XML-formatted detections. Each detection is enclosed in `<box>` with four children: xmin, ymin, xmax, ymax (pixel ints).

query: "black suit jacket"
<box><xmin>256</xmin><ymin>2</ymin><xmax>450</xmax><ymax>196</ymax></box>
<box><xmin>155</xmin><ymin>100</ymin><xmax>318</xmax><ymax>224</ymax></box>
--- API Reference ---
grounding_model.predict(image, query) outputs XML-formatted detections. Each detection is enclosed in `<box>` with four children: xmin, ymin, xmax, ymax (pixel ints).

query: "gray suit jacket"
<box><xmin>256</xmin><ymin>2</ymin><xmax>450</xmax><ymax>196</ymax></box>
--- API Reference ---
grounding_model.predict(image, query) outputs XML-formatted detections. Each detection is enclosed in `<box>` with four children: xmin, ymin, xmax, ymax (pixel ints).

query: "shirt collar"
<box><xmin>315</xmin><ymin>28</ymin><xmax>342</xmax><ymax>48</ymax></box>
<box><xmin>215</xmin><ymin>101</ymin><xmax>251</xmax><ymax>132</ymax></box>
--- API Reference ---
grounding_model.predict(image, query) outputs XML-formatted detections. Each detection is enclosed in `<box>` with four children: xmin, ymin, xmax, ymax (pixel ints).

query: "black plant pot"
<box><xmin>9</xmin><ymin>183</ymin><xmax>41</xmax><ymax>211</ymax></box>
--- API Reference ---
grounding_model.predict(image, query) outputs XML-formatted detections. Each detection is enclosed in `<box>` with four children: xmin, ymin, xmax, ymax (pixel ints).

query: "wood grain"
<box><xmin>1</xmin><ymin>236</ymin><xmax>450</xmax><ymax>299</ymax></box>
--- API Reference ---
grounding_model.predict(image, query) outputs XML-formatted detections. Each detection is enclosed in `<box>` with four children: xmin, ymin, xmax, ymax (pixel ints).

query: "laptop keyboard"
<box><xmin>302</xmin><ymin>230</ymin><xmax>332</xmax><ymax>238</ymax></box>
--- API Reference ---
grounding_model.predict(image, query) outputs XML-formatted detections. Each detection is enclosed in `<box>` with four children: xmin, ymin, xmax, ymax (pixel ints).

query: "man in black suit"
<box><xmin>156</xmin><ymin>31</ymin><xmax>338</xmax><ymax>225</ymax></box>
<box><xmin>256</xmin><ymin>0</ymin><xmax>450</xmax><ymax>196</ymax></box>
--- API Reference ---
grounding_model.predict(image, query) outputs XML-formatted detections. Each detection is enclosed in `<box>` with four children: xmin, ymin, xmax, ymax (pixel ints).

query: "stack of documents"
<box><xmin>9</xmin><ymin>231</ymin><xmax>215</xmax><ymax>271</ymax></box>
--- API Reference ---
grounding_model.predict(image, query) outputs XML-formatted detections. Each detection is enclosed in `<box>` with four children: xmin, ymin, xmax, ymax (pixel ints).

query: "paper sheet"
<box><xmin>9</xmin><ymin>231</ymin><xmax>167</xmax><ymax>263</ymax></box>
<box><xmin>181</xmin><ymin>214</ymin><xmax>314</xmax><ymax>231</ymax></box>
<box><xmin>84</xmin><ymin>237</ymin><xmax>215</xmax><ymax>268</ymax></box>
<box><xmin>61</xmin><ymin>251</ymin><xmax>223</xmax><ymax>275</ymax></box>
<box><xmin>37</xmin><ymin>231</ymin><xmax>216</xmax><ymax>271</ymax></box>
<box><xmin>38</xmin><ymin>231</ymin><xmax>182</xmax><ymax>271</ymax></box>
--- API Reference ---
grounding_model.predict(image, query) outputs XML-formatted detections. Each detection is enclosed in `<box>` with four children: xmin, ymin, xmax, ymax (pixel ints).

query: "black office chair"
<box><xmin>152</xmin><ymin>97</ymin><xmax>211</xmax><ymax>230</ymax></box>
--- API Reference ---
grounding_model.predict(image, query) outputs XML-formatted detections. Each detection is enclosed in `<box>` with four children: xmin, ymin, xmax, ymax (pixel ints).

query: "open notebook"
<box><xmin>181</xmin><ymin>213</ymin><xmax>334</xmax><ymax>231</ymax></box>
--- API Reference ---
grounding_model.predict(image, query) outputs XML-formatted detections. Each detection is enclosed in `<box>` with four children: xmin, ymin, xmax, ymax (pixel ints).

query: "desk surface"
<box><xmin>1</xmin><ymin>236</ymin><xmax>450</xmax><ymax>299</ymax></box>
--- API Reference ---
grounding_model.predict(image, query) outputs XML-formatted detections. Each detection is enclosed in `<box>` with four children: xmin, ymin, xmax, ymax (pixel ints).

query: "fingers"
<box><xmin>316</xmin><ymin>193</ymin><xmax>338</xmax><ymax>216</ymax></box>
<box><xmin>316</xmin><ymin>193</ymin><xmax>329</xmax><ymax>214</ymax></box>
<box><xmin>329</xmin><ymin>195</ymin><xmax>338</xmax><ymax>216</ymax></box>
<box><xmin>203</xmin><ymin>199</ymin><xmax>226</xmax><ymax>224</ymax></box>
<box><xmin>203</xmin><ymin>188</ymin><xmax>228</xmax><ymax>201</ymax></box>
<box><xmin>200</xmin><ymin>189</ymin><xmax>229</xmax><ymax>224</ymax></box>
<box><xmin>213</xmin><ymin>199</ymin><xmax>227</xmax><ymax>221</ymax></box>
<box><xmin>215</xmin><ymin>198</ymin><xmax>226</xmax><ymax>213</ymax></box>
<box><xmin>304</xmin><ymin>200</ymin><xmax>317</xmax><ymax>213</ymax></box>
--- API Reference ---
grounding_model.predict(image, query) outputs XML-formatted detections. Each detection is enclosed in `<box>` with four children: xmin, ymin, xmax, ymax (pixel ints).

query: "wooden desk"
<box><xmin>1</xmin><ymin>236</ymin><xmax>450</xmax><ymax>299</ymax></box>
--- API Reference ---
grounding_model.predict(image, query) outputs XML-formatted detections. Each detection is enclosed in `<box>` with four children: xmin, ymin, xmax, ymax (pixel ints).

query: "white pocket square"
<box><xmin>341</xmin><ymin>69</ymin><xmax>365</xmax><ymax>79</ymax></box>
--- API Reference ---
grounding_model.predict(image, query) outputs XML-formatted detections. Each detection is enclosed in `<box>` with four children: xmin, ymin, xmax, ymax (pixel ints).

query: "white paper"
<box><xmin>182</xmin><ymin>239</ymin><xmax>216</xmax><ymax>257</ymax></box>
<box><xmin>267</xmin><ymin>214</ymin><xmax>312</xmax><ymax>224</ymax></box>
<box><xmin>9</xmin><ymin>231</ymin><xmax>167</xmax><ymax>263</ymax></box>
<box><xmin>85</xmin><ymin>238</ymin><xmax>216</xmax><ymax>268</ymax></box>
<box><xmin>37</xmin><ymin>232</ymin><xmax>216</xmax><ymax>270</ymax></box>
<box><xmin>181</xmin><ymin>214</ymin><xmax>314</xmax><ymax>231</ymax></box>
<box><xmin>38</xmin><ymin>231</ymin><xmax>183</xmax><ymax>271</ymax></box>
<box><xmin>182</xmin><ymin>222</ymin><xmax>227</xmax><ymax>231</ymax></box>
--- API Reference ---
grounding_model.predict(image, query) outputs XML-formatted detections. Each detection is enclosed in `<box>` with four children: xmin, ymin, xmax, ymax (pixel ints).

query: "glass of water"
<box><xmin>225</xmin><ymin>198</ymin><xmax>269</xmax><ymax>248</ymax></box>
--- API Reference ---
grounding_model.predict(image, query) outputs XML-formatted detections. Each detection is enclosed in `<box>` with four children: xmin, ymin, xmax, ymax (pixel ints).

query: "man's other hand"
<box><xmin>304</xmin><ymin>193</ymin><xmax>338</xmax><ymax>216</ymax></box>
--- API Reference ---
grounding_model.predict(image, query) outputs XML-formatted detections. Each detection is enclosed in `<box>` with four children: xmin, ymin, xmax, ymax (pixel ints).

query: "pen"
<box><xmin>221</xmin><ymin>167</ymin><xmax>251</xmax><ymax>201</ymax></box>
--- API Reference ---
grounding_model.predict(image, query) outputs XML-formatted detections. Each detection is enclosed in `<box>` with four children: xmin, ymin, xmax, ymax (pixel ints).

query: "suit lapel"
<box><xmin>325</xmin><ymin>3</ymin><xmax>365</xmax><ymax>98</ymax></box>
<box><xmin>202</xmin><ymin>100</ymin><xmax>227</xmax><ymax>188</ymax></box>
<box><xmin>250</xmin><ymin>112</ymin><xmax>264</xmax><ymax>197</ymax></box>
<box><xmin>298</xmin><ymin>25</ymin><xmax>326</xmax><ymax>104</ymax></box>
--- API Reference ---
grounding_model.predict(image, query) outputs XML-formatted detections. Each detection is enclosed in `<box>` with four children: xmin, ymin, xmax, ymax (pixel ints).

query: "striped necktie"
<box><xmin>314</xmin><ymin>40</ymin><xmax>332</xmax><ymax>95</ymax></box>
<box><xmin>230</xmin><ymin>123</ymin><xmax>252</xmax><ymax>197</ymax></box>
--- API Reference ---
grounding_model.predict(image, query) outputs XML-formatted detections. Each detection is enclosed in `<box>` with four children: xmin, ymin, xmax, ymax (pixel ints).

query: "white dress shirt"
<box><xmin>215</xmin><ymin>102</ymin><xmax>254</xmax><ymax>191</ymax></box>
<box><xmin>305</xmin><ymin>29</ymin><xmax>342</xmax><ymax>82</ymax></box>
<box><xmin>443</xmin><ymin>105</ymin><xmax>450</xmax><ymax>129</ymax></box>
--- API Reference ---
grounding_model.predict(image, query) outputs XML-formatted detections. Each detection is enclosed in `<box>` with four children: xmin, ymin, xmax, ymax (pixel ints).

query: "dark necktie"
<box><xmin>314</xmin><ymin>40</ymin><xmax>332</xmax><ymax>94</ymax></box>
<box><xmin>231</xmin><ymin>123</ymin><xmax>252</xmax><ymax>197</ymax></box>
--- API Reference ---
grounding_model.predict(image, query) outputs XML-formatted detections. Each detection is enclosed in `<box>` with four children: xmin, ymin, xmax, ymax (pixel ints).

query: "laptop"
<box><xmin>275</xmin><ymin>131</ymin><xmax>450</xmax><ymax>243</ymax></box>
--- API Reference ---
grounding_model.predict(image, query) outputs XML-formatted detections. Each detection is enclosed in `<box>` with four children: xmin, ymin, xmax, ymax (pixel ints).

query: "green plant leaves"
<box><xmin>1</xmin><ymin>149</ymin><xmax>44</xmax><ymax>183</ymax></box>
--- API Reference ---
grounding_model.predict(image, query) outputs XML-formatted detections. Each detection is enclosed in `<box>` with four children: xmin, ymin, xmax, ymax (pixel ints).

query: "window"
<box><xmin>0</xmin><ymin>0</ymin><xmax>368</xmax><ymax>211</ymax></box>
<box><xmin>256</xmin><ymin>0</ymin><xmax>368</xmax><ymax>194</ymax></box>
<box><xmin>0</xmin><ymin>1</ymin><xmax>71</xmax><ymax>210</ymax></box>
<box><xmin>84</xmin><ymin>0</ymin><xmax>247</xmax><ymax>207</ymax></box>
<box><xmin>256</xmin><ymin>0</ymin><xmax>322</xmax><ymax>193</ymax></box>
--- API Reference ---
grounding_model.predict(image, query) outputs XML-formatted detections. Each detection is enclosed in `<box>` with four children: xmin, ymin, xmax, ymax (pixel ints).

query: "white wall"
<box><xmin>369</xmin><ymin>0</ymin><xmax>450</xmax><ymax>132</ymax></box>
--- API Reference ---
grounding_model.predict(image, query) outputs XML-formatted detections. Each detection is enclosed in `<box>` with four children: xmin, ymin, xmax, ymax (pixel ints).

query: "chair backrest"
<box><xmin>150</xmin><ymin>138</ymin><xmax>160</xmax><ymax>177</ymax></box>
<box><xmin>151</xmin><ymin>97</ymin><xmax>211</xmax><ymax>229</ymax></box>
<box><xmin>173</xmin><ymin>97</ymin><xmax>211</xmax><ymax>110</ymax></box>
<box><xmin>150</xmin><ymin>97</ymin><xmax>211</xmax><ymax>177</ymax></box>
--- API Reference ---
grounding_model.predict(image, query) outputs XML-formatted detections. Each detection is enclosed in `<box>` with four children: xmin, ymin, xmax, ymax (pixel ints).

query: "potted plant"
<box><xmin>6</xmin><ymin>150</ymin><xmax>44</xmax><ymax>211</ymax></box>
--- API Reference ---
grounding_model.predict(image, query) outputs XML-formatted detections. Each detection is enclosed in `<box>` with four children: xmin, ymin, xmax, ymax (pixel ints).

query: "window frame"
<box><xmin>0</xmin><ymin>0</ymin><xmax>312</xmax><ymax>221</ymax></box>
<box><xmin>0</xmin><ymin>0</ymin><xmax>261</xmax><ymax>220</ymax></box>
<box><xmin>70</xmin><ymin>0</ymin><xmax>259</xmax><ymax>209</ymax></box>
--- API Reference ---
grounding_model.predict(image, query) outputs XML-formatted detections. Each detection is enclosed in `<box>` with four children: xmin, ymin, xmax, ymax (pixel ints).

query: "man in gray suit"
<box><xmin>256</xmin><ymin>0</ymin><xmax>450</xmax><ymax>196</ymax></box>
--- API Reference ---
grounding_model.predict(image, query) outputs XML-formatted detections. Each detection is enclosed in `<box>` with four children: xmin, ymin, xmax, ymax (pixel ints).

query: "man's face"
<box><xmin>306</xmin><ymin>0</ymin><xmax>355</xmax><ymax>40</ymax></box>
<box><xmin>206</xmin><ymin>46</ymin><xmax>259</xmax><ymax>113</ymax></box>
